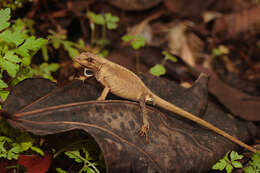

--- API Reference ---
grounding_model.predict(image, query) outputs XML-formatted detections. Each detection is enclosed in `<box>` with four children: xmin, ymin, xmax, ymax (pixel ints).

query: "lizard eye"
<box><xmin>84</xmin><ymin>68</ymin><xmax>93</xmax><ymax>77</ymax></box>
<box><xmin>86</xmin><ymin>57</ymin><xmax>93</xmax><ymax>63</ymax></box>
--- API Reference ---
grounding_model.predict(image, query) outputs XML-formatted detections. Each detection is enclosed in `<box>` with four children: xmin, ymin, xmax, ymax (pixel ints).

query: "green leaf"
<box><xmin>149</xmin><ymin>64</ymin><xmax>166</xmax><ymax>77</ymax></box>
<box><xmin>4</xmin><ymin>51</ymin><xmax>21</xmax><ymax>63</ymax></box>
<box><xmin>0</xmin><ymin>136</ymin><xmax>12</xmax><ymax>142</ymax></box>
<box><xmin>243</xmin><ymin>166</ymin><xmax>255</xmax><ymax>173</ymax></box>
<box><xmin>224</xmin><ymin>151</ymin><xmax>230</xmax><ymax>161</ymax></box>
<box><xmin>0</xmin><ymin>80</ymin><xmax>8</xmax><ymax>89</ymax></box>
<box><xmin>21</xmin><ymin>56</ymin><xmax>31</xmax><ymax>66</ymax></box>
<box><xmin>12</xmin><ymin>18</ymin><xmax>27</xmax><ymax>35</ymax></box>
<box><xmin>105</xmin><ymin>13</ymin><xmax>119</xmax><ymax>30</ymax></box>
<box><xmin>20</xmin><ymin>141</ymin><xmax>32</xmax><ymax>151</ymax></box>
<box><xmin>230</xmin><ymin>151</ymin><xmax>243</xmax><ymax>161</ymax></box>
<box><xmin>162</xmin><ymin>51</ymin><xmax>178</xmax><ymax>62</ymax></box>
<box><xmin>31</xmin><ymin>63</ymin><xmax>59</xmax><ymax>81</ymax></box>
<box><xmin>87</xmin><ymin>12</ymin><xmax>105</xmax><ymax>25</ymax></box>
<box><xmin>56</xmin><ymin>168</ymin><xmax>67</xmax><ymax>173</ymax></box>
<box><xmin>1</xmin><ymin>59</ymin><xmax>19</xmax><ymax>77</ymax></box>
<box><xmin>76</xmin><ymin>39</ymin><xmax>85</xmax><ymax>49</ymax></box>
<box><xmin>63</xmin><ymin>41</ymin><xmax>79</xmax><ymax>58</ymax></box>
<box><xmin>225</xmin><ymin>164</ymin><xmax>234</xmax><ymax>173</ymax></box>
<box><xmin>98</xmin><ymin>49</ymin><xmax>109</xmax><ymax>57</ymax></box>
<box><xmin>0</xmin><ymin>90</ymin><xmax>9</xmax><ymax>101</ymax></box>
<box><xmin>212</xmin><ymin>159</ymin><xmax>227</xmax><ymax>171</ymax></box>
<box><xmin>131</xmin><ymin>36</ymin><xmax>146</xmax><ymax>50</ymax></box>
<box><xmin>30</xmin><ymin>146</ymin><xmax>44</xmax><ymax>156</ymax></box>
<box><xmin>212</xmin><ymin>45</ymin><xmax>229</xmax><ymax>57</ymax></box>
<box><xmin>96</xmin><ymin>38</ymin><xmax>110</xmax><ymax>46</ymax></box>
<box><xmin>8</xmin><ymin>145</ymin><xmax>21</xmax><ymax>160</ymax></box>
<box><xmin>0</xmin><ymin>8</ymin><xmax>11</xmax><ymax>31</ymax></box>
<box><xmin>65</xmin><ymin>151</ymin><xmax>82</xmax><ymax>163</ymax></box>
<box><xmin>94</xmin><ymin>14</ymin><xmax>105</xmax><ymax>25</ymax></box>
<box><xmin>0</xmin><ymin>29</ymin><xmax>24</xmax><ymax>46</ymax></box>
<box><xmin>15</xmin><ymin>36</ymin><xmax>48</xmax><ymax>57</ymax></box>
<box><xmin>82</xmin><ymin>166</ymin><xmax>96</xmax><ymax>173</ymax></box>
<box><xmin>251</xmin><ymin>153</ymin><xmax>260</xmax><ymax>168</ymax></box>
<box><xmin>121</xmin><ymin>35</ymin><xmax>134</xmax><ymax>42</ymax></box>
<box><xmin>44</xmin><ymin>63</ymin><xmax>59</xmax><ymax>72</ymax></box>
<box><xmin>86</xmin><ymin>12</ymin><xmax>95</xmax><ymax>20</ymax></box>
<box><xmin>106</xmin><ymin>23</ymin><xmax>117</xmax><ymax>30</ymax></box>
<box><xmin>50</xmin><ymin>35</ymin><xmax>62</xmax><ymax>49</ymax></box>
<box><xmin>0</xmin><ymin>141</ymin><xmax>7</xmax><ymax>158</ymax></box>
<box><xmin>232</xmin><ymin>161</ymin><xmax>243</xmax><ymax>168</ymax></box>
<box><xmin>105</xmin><ymin>13</ymin><xmax>119</xmax><ymax>23</ymax></box>
<box><xmin>11</xmin><ymin>66</ymin><xmax>33</xmax><ymax>86</ymax></box>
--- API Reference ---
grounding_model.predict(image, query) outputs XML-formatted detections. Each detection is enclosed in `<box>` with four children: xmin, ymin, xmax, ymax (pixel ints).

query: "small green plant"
<box><xmin>212</xmin><ymin>45</ymin><xmax>230</xmax><ymax>58</ymax></box>
<box><xmin>56</xmin><ymin>168</ymin><xmax>67</xmax><ymax>173</ymax></box>
<box><xmin>54</xmin><ymin>138</ymin><xmax>104</xmax><ymax>173</ymax></box>
<box><xmin>121</xmin><ymin>34</ymin><xmax>146</xmax><ymax>72</ymax></box>
<box><xmin>0</xmin><ymin>0</ymin><xmax>33</xmax><ymax>10</ymax></box>
<box><xmin>86</xmin><ymin>11</ymin><xmax>119</xmax><ymax>47</ymax></box>
<box><xmin>243</xmin><ymin>153</ymin><xmax>260</xmax><ymax>173</ymax></box>
<box><xmin>47</xmin><ymin>29</ymin><xmax>80</xmax><ymax>59</ymax></box>
<box><xmin>0</xmin><ymin>136</ymin><xmax>44</xmax><ymax>160</ymax></box>
<box><xmin>0</xmin><ymin>8</ymin><xmax>59</xmax><ymax>102</ymax></box>
<box><xmin>121</xmin><ymin>34</ymin><xmax>146</xmax><ymax>50</ymax></box>
<box><xmin>64</xmin><ymin>150</ymin><xmax>99</xmax><ymax>173</ymax></box>
<box><xmin>212</xmin><ymin>151</ymin><xmax>243</xmax><ymax>173</ymax></box>
<box><xmin>0</xmin><ymin>120</ymin><xmax>44</xmax><ymax>161</ymax></box>
<box><xmin>149</xmin><ymin>51</ymin><xmax>177</xmax><ymax>77</ymax></box>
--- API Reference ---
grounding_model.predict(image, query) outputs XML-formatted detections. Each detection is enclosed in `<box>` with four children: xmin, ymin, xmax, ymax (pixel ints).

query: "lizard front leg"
<box><xmin>97</xmin><ymin>77</ymin><xmax>110</xmax><ymax>101</ymax></box>
<box><xmin>98</xmin><ymin>87</ymin><xmax>110</xmax><ymax>100</ymax></box>
<box><xmin>138</xmin><ymin>95</ymin><xmax>151</xmax><ymax>143</ymax></box>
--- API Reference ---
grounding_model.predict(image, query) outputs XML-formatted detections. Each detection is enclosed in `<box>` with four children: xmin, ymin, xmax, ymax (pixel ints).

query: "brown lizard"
<box><xmin>74</xmin><ymin>52</ymin><xmax>258</xmax><ymax>153</ymax></box>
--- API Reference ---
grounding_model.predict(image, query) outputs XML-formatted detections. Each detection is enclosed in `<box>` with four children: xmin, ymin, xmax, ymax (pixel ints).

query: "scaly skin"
<box><xmin>74</xmin><ymin>52</ymin><xmax>258</xmax><ymax>153</ymax></box>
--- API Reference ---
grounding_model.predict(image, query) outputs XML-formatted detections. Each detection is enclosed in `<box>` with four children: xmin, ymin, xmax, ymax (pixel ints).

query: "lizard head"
<box><xmin>74</xmin><ymin>52</ymin><xmax>105</xmax><ymax>72</ymax></box>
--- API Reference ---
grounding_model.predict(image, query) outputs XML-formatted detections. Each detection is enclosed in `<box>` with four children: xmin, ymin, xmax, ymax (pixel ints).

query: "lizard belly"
<box><xmin>109</xmin><ymin>79</ymin><xmax>144</xmax><ymax>101</ymax></box>
<box><xmin>97</xmin><ymin>64</ymin><xmax>147</xmax><ymax>101</ymax></box>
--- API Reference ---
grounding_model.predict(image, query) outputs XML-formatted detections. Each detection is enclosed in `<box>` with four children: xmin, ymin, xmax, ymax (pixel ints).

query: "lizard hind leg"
<box><xmin>138</xmin><ymin>95</ymin><xmax>152</xmax><ymax>143</ymax></box>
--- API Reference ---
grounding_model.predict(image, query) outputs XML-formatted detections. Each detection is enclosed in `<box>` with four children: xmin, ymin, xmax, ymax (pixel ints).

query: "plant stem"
<box><xmin>102</xmin><ymin>25</ymin><xmax>106</xmax><ymax>41</ymax></box>
<box><xmin>68</xmin><ymin>151</ymin><xmax>99</xmax><ymax>173</ymax></box>
<box><xmin>90</xmin><ymin>22</ymin><xmax>95</xmax><ymax>45</ymax></box>
<box><xmin>161</xmin><ymin>57</ymin><xmax>167</xmax><ymax>66</ymax></box>
<box><xmin>135</xmin><ymin>51</ymin><xmax>140</xmax><ymax>73</ymax></box>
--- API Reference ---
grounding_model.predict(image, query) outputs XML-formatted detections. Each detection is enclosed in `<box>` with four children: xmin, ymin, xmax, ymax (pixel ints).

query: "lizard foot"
<box><xmin>97</xmin><ymin>96</ymin><xmax>105</xmax><ymax>101</ymax></box>
<box><xmin>138</xmin><ymin>124</ymin><xmax>150</xmax><ymax>143</ymax></box>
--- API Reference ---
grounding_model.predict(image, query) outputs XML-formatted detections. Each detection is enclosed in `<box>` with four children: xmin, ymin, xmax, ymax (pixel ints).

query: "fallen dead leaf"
<box><xmin>18</xmin><ymin>153</ymin><xmax>52</xmax><ymax>173</ymax></box>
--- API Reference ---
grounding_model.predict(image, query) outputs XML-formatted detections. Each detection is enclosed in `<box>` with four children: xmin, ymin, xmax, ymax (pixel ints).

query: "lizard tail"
<box><xmin>152</xmin><ymin>94</ymin><xmax>258</xmax><ymax>154</ymax></box>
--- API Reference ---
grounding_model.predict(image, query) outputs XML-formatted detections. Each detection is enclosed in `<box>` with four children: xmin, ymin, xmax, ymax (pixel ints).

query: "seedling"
<box><xmin>121</xmin><ymin>34</ymin><xmax>146</xmax><ymax>50</ymax></box>
<box><xmin>0</xmin><ymin>120</ymin><xmax>44</xmax><ymax>161</ymax></box>
<box><xmin>121</xmin><ymin>34</ymin><xmax>146</xmax><ymax>72</ymax></box>
<box><xmin>86</xmin><ymin>11</ymin><xmax>119</xmax><ymax>46</ymax></box>
<box><xmin>0</xmin><ymin>8</ymin><xmax>55</xmax><ymax>101</ymax></box>
<box><xmin>212</xmin><ymin>45</ymin><xmax>230</xmax><ymax>58</ymax></box>
<box><xmin>150</xmin><ymin>51</ymin><xmax>178</xmax><ymax>77</ymax></box>
<box><xmin>243</xmin><ymin>153</ymin><xmax>260</xmax><ymax>173</ymax></box>
<box><xmin>48</xmin><ymin>29</ymin><xmax>79</xmax><ymax>59</ymax></box>
<box><xmin>212</xmin><ymin>151</ymin><xmax>243</xmax><ymax>173</ymax></box>
<box><xmin>65</xmin><ymin>150</ymin><xmax>100</xmax><ymax>173</ymax></box>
